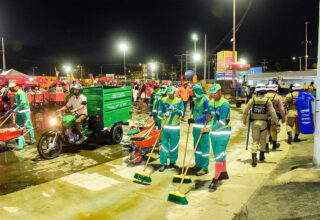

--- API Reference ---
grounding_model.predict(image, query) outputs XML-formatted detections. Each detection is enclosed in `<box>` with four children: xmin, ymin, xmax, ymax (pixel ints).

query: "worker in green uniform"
<box><xmin>187</xmin><ymin>84</ymin><xmax>210</xmax><ymax>176</ymax></box>
<box><xmin>149</xmin><ymin>80</ymin><xmax>162</xmax><ymax>128</ymax></box>
<box><xmin>201</xmin><ymin>84</ymin><xmax>231</xmax><ymax>190</ymax></box>
<box><xmin>158</xmin><ymin>86</ymin><xmax>184</xmax><ymax>172</ymax></box>
<box><xmin>155</xmin><ymin>85</ymin><xmax>167</xmax><ymax>130</ymax></box>
<box><xmin>6</xmin><ymin>82</ymin><xmax>35</xmax><ymax>149</ymax></box>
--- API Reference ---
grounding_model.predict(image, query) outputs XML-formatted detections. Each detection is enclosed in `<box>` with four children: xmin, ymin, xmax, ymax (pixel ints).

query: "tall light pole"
<box><xmin>192</xmin><ymin>34</ymin><xmax>198</xmax><ymax>75</ymax></box>
<box><xmin>305</xmin><ymin>22</ymin><xmax>308</xmax><ymax>72</ymax></box>
<box><xmin>232</xmin><ymin>0</ymin><xmax>236</xmax><ymax>85</ymax></box>
<box><xmin>119</xmin><ymin>43</ymin><xmax>128</xmax><ymax>79</ymax></box>
<box><xmin>292</xmin><ymin>56</ymin><xmax>303</xmax><ymax>71</ymax></box>
<box><xmin>204</xmin><ymin>34</ymin><xmax>207</xmax><ymax>84</ymax></box>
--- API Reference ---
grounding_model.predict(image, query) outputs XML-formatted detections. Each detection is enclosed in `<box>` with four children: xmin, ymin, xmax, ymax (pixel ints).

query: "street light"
<box><xmin>191</xmin><ymin>33</ymin><xmax>198</xmax><ymax>75</ymax></box>
<box><xmin>119</xmin><ymin>42</ymin><xmax>128</xmax><ymax>78</ymax></box>
<box><xmin>292</xmin><ymin>56</ymin><xmax>302</xmax><ymax>71</ymax></box>
<box><xmin>193</xmin><ymin>53</ymin><xmax>201</xmax><ymax>62</ymax></box>
<box><xmin>149</xmin><ymin>62</ymin><xmax>158</xmax><ymax>80</ymax></box>
<box><xmin>64</xmin><ymin>65</ymin><xmax>72</xmax><ymax>74</ymax></box>
<box><xmin>240</xmin><ymin>58</ymin><xmax>247</xmax><ymax>64</ymax></box>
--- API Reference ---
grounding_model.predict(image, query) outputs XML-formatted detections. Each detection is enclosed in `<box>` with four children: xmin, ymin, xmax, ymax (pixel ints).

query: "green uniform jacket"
<box><xmin>158</xmin><ymin>96</ymin><xmax>184</xmax><ymax>126</ymax></box>
<box><xmin>11</xmin><ymin>90</ymin><xmax>30</xmax><ymax>111</ymax></box>
<box><xmin>208</xmin><ymin>98</ymin><xmax>231</xmax><ymax>132</ymax></box>
<box><xmin>149</xmin><ymin>88</ymin><xmax>161</xmax><ymax>113</ymax></box>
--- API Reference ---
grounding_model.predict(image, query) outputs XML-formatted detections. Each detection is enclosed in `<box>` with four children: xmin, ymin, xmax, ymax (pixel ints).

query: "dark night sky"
<box><xmin>0</xmin><ymin>0</ymin><xmax>318</xmax><ymax>75</ymax></box>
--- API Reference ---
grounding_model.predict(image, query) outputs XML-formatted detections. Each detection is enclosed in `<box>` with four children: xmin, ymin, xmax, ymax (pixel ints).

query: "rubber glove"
<box><xmin>168</xmin><ymin>105</ymin><xmax>174</xmax><ymax>111</ymax></box>
<box><xmin>164</xmin><ymin>112</ymin><xmax>170</xmax><ymax>117</ymax></box>
<box><xmin>5</xmin><ymin>110</ymin><xmax>11</xmax><ymax>116</ymax></box>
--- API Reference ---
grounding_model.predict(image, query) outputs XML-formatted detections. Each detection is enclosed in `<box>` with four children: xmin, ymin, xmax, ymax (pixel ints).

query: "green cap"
<box><xmin>166</xmin><ymin>86</ymin><xmax>176</xmax><ymax>95</ymax></box>
<box><xmin>192</xmin><ymin>84</ymin><xmax>204</xmax><ymax>98</ymax></box>
<box><xmin>208</xmin><ymin>83</ymin><xmax>221</xmax><ymax>94</ymax></box>
<box><xmin>8</xmin><ymin>82</ymin><xmax>16</xmax><ymax>88</ymax></box>
<box><xmin>160</xmin><ymin>85</ymin><xmax>167</xmax><ymax>94</ymax></box>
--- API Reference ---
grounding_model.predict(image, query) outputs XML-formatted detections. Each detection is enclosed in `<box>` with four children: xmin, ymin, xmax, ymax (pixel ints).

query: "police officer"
<box><xmin>284</xmin><ymin>83</ymin><xmax>302</xmax><ymax>144</ymax></box>
<box><xmin>201</xmin><ymin>84</ymin><xmax>231</xmax><ymax>190</ymax></box>
<box><xmin>149</xmin><ymin>80</ymin><xmax>162</xmax><ymax>128</ymax></box>
<box><xmin>242</xmin><ymin>84</ymin><xmax>279</xmax><ymax>167</ymax></box>
<box><xmin>158</xmin><ymin>86</ymin><xmax>184</xmax><ymax>172</ymax></box>
<box><xmin>188</xmin><ymin>84</ymin><xmax>210</xmax><ymax>176</ymax></box>
<box><xmin>265</xmin><ymin>84</ymin><xmax>286</xmax><ymax>150</ymax></box>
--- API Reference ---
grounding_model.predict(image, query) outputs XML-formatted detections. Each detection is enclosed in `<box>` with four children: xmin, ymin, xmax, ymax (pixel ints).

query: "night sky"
<box><xmin>0</xmin><ymin>0</ymin><xmax>319</xmax><ymax>76</ymax></box>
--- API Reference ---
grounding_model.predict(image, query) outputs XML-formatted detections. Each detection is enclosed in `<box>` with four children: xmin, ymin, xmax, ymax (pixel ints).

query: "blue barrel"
<box><xmin>296</xmin><ymin>92</ymin><xmax>314</xmax><ymax>134</ymax></box>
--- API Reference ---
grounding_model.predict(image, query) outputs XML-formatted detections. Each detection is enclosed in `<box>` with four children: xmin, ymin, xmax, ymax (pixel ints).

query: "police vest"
<box><xmin>288</xmin><ymin>92</ymin><xmax>299</xmax><ymax>110</ymax></box>
<box><xmin>251</xmin><ymin>97</ymin><xmax>268</xmax><ymax>120</ymax></box>
<box><xmin>265</xmin><ymin>93</ymin><xmax>279</xmax><ymax>112</ymax></box>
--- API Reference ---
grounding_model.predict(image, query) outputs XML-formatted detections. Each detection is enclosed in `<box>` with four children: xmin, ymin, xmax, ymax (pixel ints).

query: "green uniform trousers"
<box><xmin>160</xmin><ymin>126</ymin><xmax>180</xmax><ymax>166</ymax></box>
<box><xmin>192</xmin><ymin>124</ymin><xmax>210</xmax><ymax>170</ymax></box>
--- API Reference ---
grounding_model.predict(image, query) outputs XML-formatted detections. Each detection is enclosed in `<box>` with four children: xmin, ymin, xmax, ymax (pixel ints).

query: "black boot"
<box><xmin>259</xmin><ymin>152</ymin><xmax>265</xmax><ymax>161</ymax></box>
<box><xmin>218</xmin><ymin>172</ymin><xmax>229</xmax><ymax>180</ymax></box>
<box><xmin>294</xmin><ymin>134</ymin><xmax>301</xmax><ymax>142</ymax></box>
<box><xmin>159</xmin><ymin>165</ymin><xmax>167</xmax><ymax>172</ymax></box>
<box><xmin>272</xmin><ymin>141</ymin><xmax>280</xmax><ymax>150</ymax></box>
<box><xmin>169</xmin><ymin>163</ymin><xmax>179</xmax><ymax>169</ymax></box>
<box><xmin>266</xmin><ymin>143</ymin><xmax>270</xmax><ymax>153</ymax></box>
<box><xmin>287</xmin><ymin>132</ymin><xmax>293</xmax><ymax>144</ymax></box>
<box><xmin>252</xmin><ymin>153</ymin><xmax>257</xmax><ymax>167</ymax></box>
<box><xmin>209</xmin><ymin>178</ymin><xmax>219</xmax><ymax>190</ymax></box>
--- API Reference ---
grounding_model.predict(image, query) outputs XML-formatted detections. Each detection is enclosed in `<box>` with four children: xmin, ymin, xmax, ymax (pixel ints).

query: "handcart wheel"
<box><xmin>131</xmin><ymin>147</ymin><xmax>142</xmax><ymax>164</ymax></box>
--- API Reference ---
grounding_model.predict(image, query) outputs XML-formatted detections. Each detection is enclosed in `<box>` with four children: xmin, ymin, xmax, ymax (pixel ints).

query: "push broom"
<box><xmin>133</xmin><ymin>117</ymin><xmax>168</xmax><ymax>183</ymax></box>
<box><xmin>168</xmin><ymin>119</ymin><xmax>209</xmax><ymax>205</ymax></box>
<box><xmin>172</xmin><ymin>111</ymin><xmax>193</xmax><ymax>183</ymax></box>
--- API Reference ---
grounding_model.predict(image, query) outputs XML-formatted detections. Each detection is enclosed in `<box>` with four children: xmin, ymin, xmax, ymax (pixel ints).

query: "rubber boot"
<box><xmin>259</xmin><ymin>152</ymin><xmax>265</xmax><ymax>161</ymax></box>
<box><xmin>159</xmin><ymin>165</ymin><xmax>167</xmax><ymax>172</ymax></box>
<box><xmin>266</xmin><ymin>143</ymin><xmax>270</xmax><ymax>153</ymax></box>
<box><xmin>252</xmin><ymin>153</ymin><xmax>257</xmax><ymax>167</ymax></box>
<box><xmin>209</xmin><ymin>178</ymin><xmax>219</xmax><ymax>190</ymax></box>
<box><xmin>294</xmin><ymin>134</ymin><xmax>301</xmax><ymax>142</ymax></box>
<box><xmin>219</xmin><ymin>172</ymin><xmax>229</xmax><ymax>180</ymax></box>
<box><xmin>272</xmin><ymin>141</ymin><xmax>280</xmax><ymax>150</ymax></box>
<box><xmin>287</xmin><ymin>132</ymin><xmax>293</xmax><ymax>144</ymax></box>
<box><xmin>169</xmin><ymin>163</ymin><xmax>179</xmax><ymax>169</ymax></box>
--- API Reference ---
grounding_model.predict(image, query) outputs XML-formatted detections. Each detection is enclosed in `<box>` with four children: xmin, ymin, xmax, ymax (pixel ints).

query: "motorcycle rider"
<box><xmin>58</xmin><ymin>83</ymin><xmax>87</xmax><ymax>144</ymax></box>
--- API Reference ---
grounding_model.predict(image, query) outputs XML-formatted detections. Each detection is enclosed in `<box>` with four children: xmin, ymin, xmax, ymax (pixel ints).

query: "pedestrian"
<box><xmin>265</xmin><ymin>84</ymin><xmax>286</xmax><ymax>150</ymax></box>
<box><xmin>242</xmin><ymin>84</ymin><xmax>279</xmax><ymax>167</ymax></box>
<box><xmin>139</xmin><ymin>84</ymin><xmax>147</xmax><ymax>111</ymax></box>
<box><xmin>284</xmin><ymin>83</ymin><xmax>302</xmax><ymax>144</ymax></box>
<box><xmin>176</xmin><ymin>81</ymin><xmax>189</xmax><ymax>121</ymax></box>
<box><xmin>158</xmin><ymin>86</ymin><xmax>184</xmax><ymax>172</ymax></box>
<box><xmin>6</xmin><ymin>82</ymin><xmax>35</xmax><ymax>149</ymax></box>
<box><xmin>201</xmin><ymin>84</ymin><xmax>231</xmax><ymax>190</ymax></box>
<box><xmin>188</xmin><ymin>84</ymin><xmax>210</xmax><ymax>176</ymax></box>
<box><xmin>132</xmin><ymin>83</ymin><xmax>139</xmax><ymax>107</ymax></box>
<box><xmin>149</xmin><ymin>80</ymin><xmax>162</xmax><ymax>128</ymax></box>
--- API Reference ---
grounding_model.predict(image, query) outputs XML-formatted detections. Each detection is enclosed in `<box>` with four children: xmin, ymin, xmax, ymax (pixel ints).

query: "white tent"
<box><xmin>0</xmin><ymin>69</ymin><xmax>31</xmax><ymax>81</ymax></box>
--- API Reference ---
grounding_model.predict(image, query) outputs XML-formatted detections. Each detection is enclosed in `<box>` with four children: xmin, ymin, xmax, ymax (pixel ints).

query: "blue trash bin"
<box><xmin>296</xmin><ymin>92</ymin><xmax>314</xmax><ymax>134</ymax></box>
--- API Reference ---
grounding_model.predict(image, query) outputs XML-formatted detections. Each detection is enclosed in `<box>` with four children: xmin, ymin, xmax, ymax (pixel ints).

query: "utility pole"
<box><xmin>261</xmin><ymin>59</ymin><xmax>268</xmax><ymax>72</ymax></box>
<box><xmin>214</xmin><ymin>54</ymin><xmax>217</xmax><ymax>80</ymax></box>
<box><xmin>208</xmin><ymin>60</ymin><xmax>210</xmax><ymax>81</ymax></box>
<box><xmin>186</xmin><ymin>51</ymin><xmax>189</xmax><ymax>71</ymax></box>
<box><xmin>314</xmin><ymin>1</ymin><xmax>320</xmax><ymax>167</ymax></box>
<box><xmin>305</xmin><ymin>21</ymin><xmax>311</xmax><ymax>72</ymax></box>
<box><xmin>232</xmin><ymin>0</ymin><xmax>236</xmax><ymax>86</ymax></box>
<box><xmin>32</xmin><ymin>66</ymin><xmax>38</xmax><ymax>76</ymax></box>
<box><xmin>2</xmin><ymin>37</ymin><xmax>6</xmax><ymax>71</ymax></box>
<box><xmin>175</xmin><ymin>54</ymin><xmax>184</xmax><ymax>84</ymax></box>
<box><xmin>204</xmin><ymin>34</ymin><xmax>207</xmax><ymax>84</ymax></box>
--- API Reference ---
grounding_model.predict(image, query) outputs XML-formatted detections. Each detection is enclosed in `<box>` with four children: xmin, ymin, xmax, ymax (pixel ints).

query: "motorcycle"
<box><xmin>37</xmin><ymin>112</ymin><xmax>88</xmax><ymax>159</ymax></box>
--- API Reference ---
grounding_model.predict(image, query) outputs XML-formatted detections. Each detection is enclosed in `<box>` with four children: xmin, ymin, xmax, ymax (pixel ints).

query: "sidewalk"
<box><xmin>0</xmin><ymin>108</ymin><xmax>312</xmax><ymax>220</ymax></box>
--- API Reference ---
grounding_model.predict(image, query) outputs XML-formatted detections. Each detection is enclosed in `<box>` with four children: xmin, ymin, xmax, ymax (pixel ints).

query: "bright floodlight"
<box><xmin>64</xmin><ymin>65</ymin><xmax>72</xmax><ymax>73</ymax></box>
<box><xmin>292</xmin><ymin>56</ymin><xmax>297</xmax><ymax>61</ymax></box>
<box><xmin>193</xmin><ymin>53</ymin><xmax>201</xmax><ymax>62</ymax></box>
<box><xmin>119</xmin><ymin>43</ymin><xmax>128</xmax><ymax>52</ymax></box>
<box><xmin>240</xmin><ymin>58</ymin><xmax>247</xmax><ymax>64</ymax></box>
<box><xmin>192</xmin><ymin>33</ymin><xmax>198</xmax><ymax>41</ymax></box>
<box><xmin>150</xmin><ymin>63</ymin><xmax>157</xmax><ymax>71</ymax></box>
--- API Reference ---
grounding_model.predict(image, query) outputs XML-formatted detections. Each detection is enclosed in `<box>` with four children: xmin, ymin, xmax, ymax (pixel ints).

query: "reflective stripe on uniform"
<box><xmin>202</xmin><ymin>154</ymin><xmax>210</xmax><ymax>157</ymax></box>
<box><xmin>179</xmin><ymin>110</ymin><xmax>184</xmax><ymax>117</ymax></box>
<box><xmin>163</xmin><ymin>125</ymin><xmax>180</xmax><ymax>130</ymax></box>
<box><xmin>215</xmin><ymin>152</ymin><xmax>225</xmax><ymax>160</ymax></box>
<box><xmin>219</xmin><ymin>120</ymin><xmax>226</xmax><ymax>126</ymax></box>
<box><xmin>210</xmin><ymin>131</ymin><xmax>231</xmax><ymax>135</ymax></box>
<box><xmin>195</xmin><ymin>151</ymin><xmax>202</xmax><ymax>155</ymax></box>
<box><xmin>158</xmin><ymin>116</ymin><xmax>163</xmax><ymax>119</ymax></box>
<box><xmin>152</xmin><ymin>110</ymin><xmax>157</xmax><ymax>113</ymax></box>
<box><xmin>193</xmin><ymin>124</ymin><xmax>205</xmax><ymax>128</ymax></box>
<box><xmin>17</xmin><ymin>108</ymin><xmax>30</xmax><ymax>113</ymax></box>
<box><xmin>170</xmin><ymin>144</ymin><xmax>179</xmax><ymax>152</ymax></box>
<box><xmin>161</xmin><ymin>145</ymin><xmax>168</xmax><ymax>153</ymax></box>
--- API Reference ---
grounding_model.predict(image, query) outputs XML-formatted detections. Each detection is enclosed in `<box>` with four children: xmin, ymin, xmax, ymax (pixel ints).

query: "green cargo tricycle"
<box><xmin>37</xmin><ymin>86</ymin><xmax>133</xmax><ymax>159</ymax></box>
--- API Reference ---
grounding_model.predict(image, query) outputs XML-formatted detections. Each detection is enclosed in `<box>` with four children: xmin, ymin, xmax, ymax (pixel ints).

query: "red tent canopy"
<box><xmin>15</xmin><ymin>78</ymin><xmax>27</xmax><ymax>86</ymax></box>
<box><xmin>50</xmin><ymin>81</ymin><xmax>64</xmax><ymax>87</ymax></box>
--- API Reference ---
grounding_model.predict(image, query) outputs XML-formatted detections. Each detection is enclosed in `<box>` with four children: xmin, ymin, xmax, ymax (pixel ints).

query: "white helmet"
<box><xmin>267</xmin><ymin>84</ymin><xmax>278</xmax><ymax>91</ymax></box>
<box><xmin>255</xmin><ymin>84</ymin><xmax>267</xmax><ymax>92</ymax></box>
<box><xmin>292</xmin><ymin>83</ymin><xmax>302</xmax><ymax>91</ymax></box>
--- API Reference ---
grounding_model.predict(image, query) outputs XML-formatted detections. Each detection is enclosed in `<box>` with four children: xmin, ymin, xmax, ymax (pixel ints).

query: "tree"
<box><xmin>274</xmin><ymin>62</ymin><xmax>282</xmax><ymax>71</ymax></box>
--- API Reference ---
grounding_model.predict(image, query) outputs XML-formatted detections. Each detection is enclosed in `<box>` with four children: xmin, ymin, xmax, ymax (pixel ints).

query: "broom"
<box><xmin>168</xmin><ymin>119</ymin><xmax>209</xmax><ymax>205</ymax></box>
<box><xmin>172</xmin><ymin>110</ymin><xmax>193</xmax><ymax>183</ymax></box>
<box><xmin>133</xmin><ymin>117</ymin><xmax>168</xmax><ymax>183</ymax></box>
